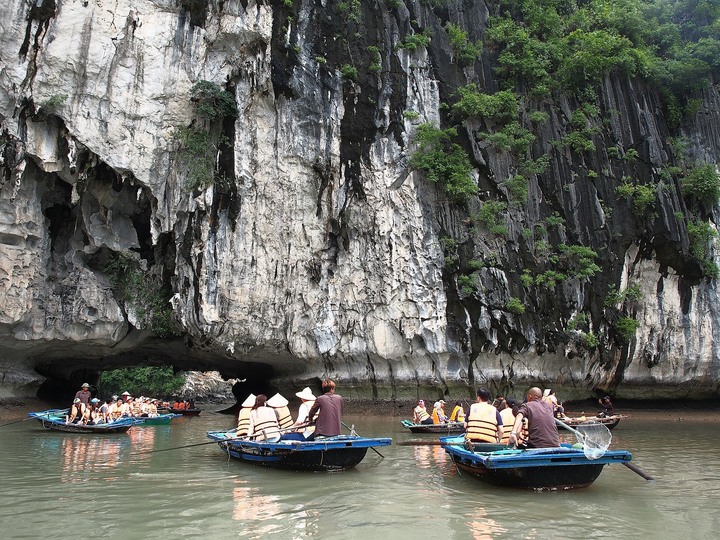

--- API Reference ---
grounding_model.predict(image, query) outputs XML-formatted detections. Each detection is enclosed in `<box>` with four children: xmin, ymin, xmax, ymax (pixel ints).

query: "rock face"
<box><xmin>0</xmin><ymin>1</ymin><xmax>718</xmax><ymax>400</ymax></box>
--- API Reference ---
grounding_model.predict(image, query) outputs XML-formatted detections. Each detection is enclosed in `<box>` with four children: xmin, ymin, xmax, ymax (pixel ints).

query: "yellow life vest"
<box><xmin>274</xmin><ymin>406</ymin><xmax>294</xmax><ymax>429</ymax></box>
<box><xmin>465</xmin><ymin>402</ymin><xmax>500</xmax><ymax>443</ymax></box>
<box><xmin>450</xmin><ymin>405</ymin><xmax>465</xmax><ymax>422</ymax></box>
<box><xmin>413</xmin><ymin>406</ymin><xmax>430</xmax><ymax>423</ymax></box>
<box><xmin>236</xmin><ymin>407</ymin><xmax>252</xmax><ymax>436</ymax></box>
<box><xmin>499</xmin><ymin>408</ymin><xmax>515</xmax><ymax>444</ymax></box>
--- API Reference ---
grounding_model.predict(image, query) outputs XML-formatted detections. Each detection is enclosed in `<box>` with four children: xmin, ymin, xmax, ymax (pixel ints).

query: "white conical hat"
<box><xmin>295</xmin><ymin>387</ymin><xmax>316</xmax><ymax>401</ymax></box>
<box><xmin>241</xmin><ymin>393</ymin><xmax>256</xmax><ymax>408</ymax></box>
<box><xmin>267</xmin><ymin>393</ymin><xmax>289</xmax><ymax>407</ymax></box>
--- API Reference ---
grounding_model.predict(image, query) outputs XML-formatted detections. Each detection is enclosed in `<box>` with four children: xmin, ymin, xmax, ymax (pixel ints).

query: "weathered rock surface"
<box><xmin>0</xmin><ymin>1</ymin><xmax>718</xmax><ymax>400</ymax></box>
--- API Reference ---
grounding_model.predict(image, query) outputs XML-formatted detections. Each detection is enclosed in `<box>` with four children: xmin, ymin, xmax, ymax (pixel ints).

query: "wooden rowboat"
<box><xmin>28</xmin><ymin>409</ymin><xmax>136</xmax><ymax>434</ymax></box>
<box><xmin>135</xmin><ymin>413</ymin><xmax>182</xmax><ymax>425</ymax></box>
<box><xmin>401</xmin><ymin>419</ymin><xmax>465</xmax><ymax>434</ymax></box>
<box><xmin>207</xmin><ymin>431</ymin><xmax>392</xmax><ymax>471</ymax></box>
<box><xmin>444</xmin><ymin>443</ymin><xmax>632</xmax><ymax>490</ymax></box>
<box><xmin>557</xmin><ymin>415</ymin><xmax>625</xmax><ymax>431</ymax></box>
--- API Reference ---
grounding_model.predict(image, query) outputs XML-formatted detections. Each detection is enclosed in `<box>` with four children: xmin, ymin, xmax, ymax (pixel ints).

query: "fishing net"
<box><xmin>574</xmin><ymin>420</ymin><xmax>612</xmax><ymax>460</ymax></box>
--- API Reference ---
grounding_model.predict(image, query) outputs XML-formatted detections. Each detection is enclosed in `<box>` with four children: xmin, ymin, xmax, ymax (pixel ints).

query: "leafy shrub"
<box><xmin>98</xmin><ymin>366</ymin><xmax>185</xmax><ymax>399</ymax></box>
<box><xmin>506</xmin><ymin>297</ymin><xmax>526</xmax><ymax>315</ymax></box>
<box><xmin>190</xmin><ymin>81</ymin><xmax>237</xmax><ymax>122</ymax></box>
<box><xmin>616</xmin><ymin>181</ymin><xmax>656</xmax><ymax>213</ymax></box>
<box><xmin>457</xmin><ymin>274</ymin><xmax>476</xmax><ymax>295</ymax></box>
<box><xmin>474</xmin><ymin>200</ymin><xmax>508</xmax><ymax>236</ymax></box>
<box><xmin>614</xmin><ymin>316</ymin><xmax>640</xmax><ymax>343</ymax></box>
<box><xmin>557</xmin><ymin>244</ymin><xmax>600</xmax><ymax>278</ymax></box>
<box><xmin>104</xmin><ymin>252</ymin><xmax>179</xmax><ymax>337</ymax></box>
<box><xmin>452</xmin><ymin>86</ymin><xmax>518</xmax><ymax>123</ymax></box>
<box><xmin>445</xmin><ymin>23</ymin><xmax>483</xmax><ymax>64</ymax></box>
<box><xmin>410</xmin><ymin>123</ymin><xmax>477</xmax><ymax>200</ymax></box>
<box><xmin>340</xmin><ymin>64</ymin><xmax>358</xmax><ymax>80</ymax></box>
<box><xmin>583</xmin><ymin>332</ymin><xmax>599</xmax><ymax>348</ymax></box>
<box><xmin>681</xmin><ymin>164</ymin><xmax>720</xmax><ymax>204</ymax></box>
<box><xmin>504</xmin><ymin>174</ymin><xmax>528</xmax><ymax>203</ymax></box>
<box><xmin>479</xmin><ymin>122</ymin><xmax>535</xmax><ymax>155</ymax></box>
<box><xmin>397</xmin><ymin>30</ymin><xmax>431</xmax><ymax>51</ymax></box>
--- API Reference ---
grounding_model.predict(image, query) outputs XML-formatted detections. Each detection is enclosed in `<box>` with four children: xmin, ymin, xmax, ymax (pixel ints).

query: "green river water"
<box><xmin>1</xmin><ymin>407</ymin><xmax>718</xmax><ymax>539</ymax></box>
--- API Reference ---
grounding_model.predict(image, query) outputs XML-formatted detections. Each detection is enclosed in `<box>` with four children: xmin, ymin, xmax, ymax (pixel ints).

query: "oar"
<box><xmin>0</xmin><ymin>417</ymin><xmax>32</xmax><ymax>428</ymax></box>
<box><xmin>136</xmin><ymin>423</ymin><xmax>315</xmax><ymax>455</ymax></box>
<box><xmin>397</xmin><ymin>440</ymin><xmax>449</xmax><ymax>446</ymax></box>
<box><xmin>341</xmin><ymin>421</ymin><xmax>384</xmax><ymax>458</ymax></box>
<box><xmin>136</xmin><ymin>440</ymin><xmax>222</xmax><ymax>454</ymax></box>
<box><xmin>555</xmin><ymin>417</ymin><xmax>654</xmax><ymax>481</ymax></box>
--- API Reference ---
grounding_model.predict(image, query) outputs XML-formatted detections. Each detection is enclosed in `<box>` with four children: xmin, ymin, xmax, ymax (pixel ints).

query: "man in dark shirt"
<box><xmin>508</xmin><ymin>387</ymin><xmax>560</xmax><ymax>448</ymax></box>
<box><xmin>74</xmin><ymin>383</ymin><xmax>92</xmax><ymax>405</ymax></box>
<box><xmin>307</xmin><ymin>379</ymin><xmax>344</xmax><ymax>438</ymax></box>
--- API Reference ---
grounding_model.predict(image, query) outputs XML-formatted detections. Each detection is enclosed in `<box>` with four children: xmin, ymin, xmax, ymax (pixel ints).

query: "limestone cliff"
<box><xmin>0</xmin><ymin>0</ymin><xmax>718</xmax><ymax>400</ymax></box>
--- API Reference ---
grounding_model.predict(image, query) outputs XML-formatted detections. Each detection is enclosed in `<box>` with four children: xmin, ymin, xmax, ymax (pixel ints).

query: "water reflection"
<box><xmin>466</xmin><ymin>505</ymin><xmax>507</xmax><ymax>539</ymax></box>
<box><xmin>412</xmin><ymin>444</ymin><xmax>449</xmax><ymax>469</ymax></box>
<box><xmin>59</xmin><ymin>437</ymin><xmax>126</xmax><ymax>483</ymax></box>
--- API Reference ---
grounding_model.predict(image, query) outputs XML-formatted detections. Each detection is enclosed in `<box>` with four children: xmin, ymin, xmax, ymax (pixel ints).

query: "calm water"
<box><xmin>1</xmin><ymin>409</ymin><xmax>718</xmax><ymax>539</ymax></box>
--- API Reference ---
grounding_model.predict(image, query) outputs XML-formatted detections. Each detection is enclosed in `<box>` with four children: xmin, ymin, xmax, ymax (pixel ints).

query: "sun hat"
<box><xmin>267</xmin><ymin>393</ymin><xmax>289</xmax><ymax>408</ymax></box>
<box><xmin>81</xmin><ymin>383</ymin><xmax>90</xmax><ymax>388</ymax></box>
<box><xmin>241</xmin><ymin>393</ymin><xmax>257</xmax><ymax>408</ymax></box>
<box><xmin>295</xmin><ymin>387</ymin><xmax>316</xmax><ymax>401</ymax></box>
<box><xmin>543</xmin><ymin>389</ymin><xmax>551</xmax><ymax>397</ymax></box>
<box><xmin>121</xmin><ymin>391</ymin><xmax>131</xmax><ymax>396</ymax></box>
<box><xmin>73</xmin><ymin>398</ymin><xmax>81</xmax><ymax>403</ymax></box>
<box><xmin>91</xmin><ymin>398</ymin><xmax>100</xmax><ymax>403</ymax></box>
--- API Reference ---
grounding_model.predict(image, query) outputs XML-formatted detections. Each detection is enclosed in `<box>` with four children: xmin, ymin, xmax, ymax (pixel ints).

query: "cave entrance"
<box><xmin>33</xmin><ymin>351</ymin><xmax>283</xmax><ymax>412</ymax></box>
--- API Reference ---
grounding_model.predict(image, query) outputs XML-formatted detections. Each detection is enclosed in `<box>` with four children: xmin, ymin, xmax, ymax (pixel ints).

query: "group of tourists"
<box><xmin>234</xmin><ymin>379</ymin><xmax>344</xmax><ymax>442</ymax></box>
<box><xmin>65</xmin><ymin>383</ymin><xmax>166</xmax><ymax>425</ymax></box>
<box><xmin>411</xmin><ymin>385</ymin><xmax>616</xmax><ymax>449</ymax></box>
<box><xmin>458</xmin><ymin>386</ymin><xmax>561</xmax><ymax>448</ymax></box>
<box><xmin>412</xmin><ymin>399</ymin><xmax>466</xmax><ymax>425</ymax></box>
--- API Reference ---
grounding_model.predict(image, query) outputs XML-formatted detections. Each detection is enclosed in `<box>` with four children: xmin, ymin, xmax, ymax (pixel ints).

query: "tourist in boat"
<box><xmin>235</xmin><ymin>393</ymin><xmax>256</xmax><ymax>437</ymax></box>
<box><xmin>66</xmin><ymin>398</ymin><xmax>86</xmax><ymax>424</ymax></box>
<box><xmin>74</xmin><ymin>383</ymin><xmax>92</xmax><ymax>405</ymax></box>
<box><xmin>598</xmin><ymin>396</ymin><xmax>614</xmax><ymax>417</ymax></box>
<box><xmin>449</xmin><ymin>400</ymin><xmax>466</xmax><ymax>423</ymax></box>
<box><xmin>542</xmin><ymin>388</ymin><xmax>566</xmax><ymax>419</ymax></box>
<box><xmin>412</xmin><ymin>399</ymin><xmax>433</xmax><ymax>424</ymax></box>
<box><xmin>497</xmin><ymin>398</ymin><xmax>516</xmax><ymax>444</ymax></box>
<box><xmin>247</xmin><ymin>394</ymin><xmax>281</xmax><ymax>442</ymax></box>
<box><xmin>465</xmin><ymin>388</ymin><xmax>503</xmax><ymax>444</ymax></box>
<box><xmin>267</xmin><ymin>393</ymin><xmax>294</xmax><ymax>430</ymax></box>
<box><xmin>306</xmin><ymin>379</ymin><xmax>344</xmax><ymax>439</ymax></box>
<box><xmin>99</xmin><ymin>397</ymin><xmax>113</xmax><ymax>423</ymax></box>
<box><xmin>292</xmin><ymin>387</ymin><xmax>316</xmax><ymax>437</ymax></box>
<box><xmin>432</xmin><ymin>400</ymin><xmax>448</xmax><ymax>424</ymax></box>
<box><xmin>508</xmin><ymin>387</ymin><xmax>560</xmax><ymax>449</ymax></box>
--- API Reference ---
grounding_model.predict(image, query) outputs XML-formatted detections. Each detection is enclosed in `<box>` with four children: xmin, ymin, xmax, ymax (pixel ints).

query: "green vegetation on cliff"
<box><xmin>98</xmin><ymin>366</ymin><xmax>185</xmax><ymax>398</ymax></box>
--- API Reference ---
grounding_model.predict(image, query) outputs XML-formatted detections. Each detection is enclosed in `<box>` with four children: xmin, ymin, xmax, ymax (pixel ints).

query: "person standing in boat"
<box><xmin>267</xmin><ymin>393</ymin><xmax>294</xmax><ymax>430</ymax></box>
<box><xmin>74</xmin><ymin>383</ymin><xmax>92</xmax><ymax>405</ymax></box>
<box><xmin>449</xmin><ymin>400</ymin><xmax>466</xmax><ymax>423</ymax></box>
<box><xmin>247</xmin><ymin>394</ymin><xmax>281</xmax><ymax>442</ymax></box>
<box><xmin>598</xmin><ymin>396</ymin><xmax>614</xmax><ymax>417</ymax></box>
<box><xmin>235</xmin><ymin>393</ymin><xmax>256</xmax><ymax>437</ymax></box>
<box><xmin>508</xmin><ymin>387</ymin><xmax>560</xmax><ymax>449</ymax></box>
<box><xmin>413</xmin><ymin>399</ymin><xmax>433</xmax><ymax>425</ymax></box>
<box><xmin>306</xmin><ymin>379</ymin><xmax>344</xmax><ymax>439</ymax></box>
<box><xmin>465</xmin><ymin>388</ymin><xmax>503</xmax><ymax>444</ymax></box>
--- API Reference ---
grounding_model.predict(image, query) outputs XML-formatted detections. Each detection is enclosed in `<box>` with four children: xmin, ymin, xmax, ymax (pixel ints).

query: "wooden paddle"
<box><xmin>555</xmin><ymin>417</ymin><xmax>654</xmax><ymax>481</ymax></box>
<box><xmin>135</xmin><ymin>423</ymin><xmax>314</xmax><ymax>455</ymax></box>
<box><xmin>397</xmin><ymin>440</ymin><xmax>449</xmax><ymax>446</ymax></box>
<box><xmin>341</xmin><ymin>421</ymin><xmax>385</xmax><ymax>458</ymax></box>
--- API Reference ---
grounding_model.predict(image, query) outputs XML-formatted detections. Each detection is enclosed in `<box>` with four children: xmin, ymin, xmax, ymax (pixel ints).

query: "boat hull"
<box><xmin>28</xmin><ymin>410</ymin><xmax>135</xmax><ymax>434</ymax></box>
<box><xmin>401</xmin><ymin>420</ymin><xmax>465</xmax><ymax>434</ymax></box>
<box><xmin>557</xmin><ymin>415</ymin><xmax>623</xmax><ymax>430</ymax></box>
<box><xmin>207</xmin><ymin>432</ymin><xmax>392</xmax><ymax>471</ymax></box>
<box><xmin>136</xmin><ymin>413</ymin><xmax>181</xmax><ymax>425</ymax></box>
<box><xmin>445</xmin><ymin>445</ymin><xmax>632</xmax><ymax>490</ymax></box>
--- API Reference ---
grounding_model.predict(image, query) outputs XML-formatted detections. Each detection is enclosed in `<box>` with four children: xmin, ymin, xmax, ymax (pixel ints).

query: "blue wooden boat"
<box><xmin>444</xmin><ymin>441</ymin><xmax>633</xmax><ymax>490</ymax></box>
<box><xmin>207</xmin><ymin>431</ymin><xmax>392</xmax><ymax>471</ymax></box>
<box><xmin>28</xmin><ymin>409</ymin><xmax>136</xmax><ymax>434</ymax></box>
<box><xmin>135</xmin><ymin>413</ymin><xmax>182</xmax><ymax>426</ymax></box>
<box><xmin>401</xmin><ymin>419</ymin><xmax>465</xmax><ymax>434</ymax></box>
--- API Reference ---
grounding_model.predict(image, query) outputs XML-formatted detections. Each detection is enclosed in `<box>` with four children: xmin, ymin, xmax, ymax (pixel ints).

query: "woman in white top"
<box><xmin>247</xmin><ymin>394</ymin><xmax>281</xmax><ymax>442</ymax></box>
